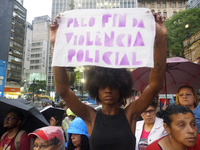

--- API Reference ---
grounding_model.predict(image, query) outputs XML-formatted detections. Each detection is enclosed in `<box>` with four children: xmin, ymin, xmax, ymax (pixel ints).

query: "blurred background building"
<box><xmin>137</xmin><ymin>0</ymin><xmax>187</xmax><ymax>18</ymax></box>
<box><xmin>186</xmin><ymin>0</ymin><xmax>200</xmax><ymax>8</ymax></box>
<box><xmin>0</xmin><ymin>0</ymin><xmax>26</xmax><ymax>98</ymax></box>
<box><xmin>183</xmin><ymin>30</ymin><xmax>200</xmax><ymax>62</ymax></box>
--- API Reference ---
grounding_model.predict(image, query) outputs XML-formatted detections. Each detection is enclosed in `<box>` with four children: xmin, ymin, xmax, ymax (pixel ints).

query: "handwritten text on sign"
<box><xmin>52</xmin><ymin>8</ymin><xmax>155</xmax><ymax>68</ymax></box>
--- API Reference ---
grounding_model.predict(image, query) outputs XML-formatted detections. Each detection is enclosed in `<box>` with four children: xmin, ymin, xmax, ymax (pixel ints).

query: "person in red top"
<box><xmin>0</xmin><ymin>108</ymin><xmax>30</xmax><ymax>150</ymax></box>
<box><xmin>146</xmin><ymin>105</ymin><xmax>200</xmax><ymax>150</ymax></box>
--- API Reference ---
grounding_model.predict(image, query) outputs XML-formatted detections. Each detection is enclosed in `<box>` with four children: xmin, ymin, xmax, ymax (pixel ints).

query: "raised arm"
<box><xmin>127</xmin><ymin>11</ymin><xmax>167</xmax><ymax>118</ymax></box>
<box><xmin>50</xmin><ymin>19</ymin><xmax>96</xmax><ymax>126</ymax></box>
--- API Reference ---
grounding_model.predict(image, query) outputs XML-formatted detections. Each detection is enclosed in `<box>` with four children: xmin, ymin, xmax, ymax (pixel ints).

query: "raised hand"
<box><xmin>151</xmin><ymin>10</ymin><xmax>167</xmax><ymax>39</ymax></box>
<box><xmin>50</xmin><ymin>16</ymin><xmax>60</xmax><ymax>48</ymax></box>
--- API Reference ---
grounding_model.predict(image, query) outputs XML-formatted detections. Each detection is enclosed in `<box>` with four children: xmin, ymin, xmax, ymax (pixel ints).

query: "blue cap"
<box><xmin>67</xmin><ymin>117</ymin><xmax>89</xmax><ymax>138</ymax></box>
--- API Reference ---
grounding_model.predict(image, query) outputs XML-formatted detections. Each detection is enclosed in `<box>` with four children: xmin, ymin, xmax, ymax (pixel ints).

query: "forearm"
<box><xmin>149</xmin><ymin>35</ymin><xmax>167</xmax><ymax>94</ymax></box>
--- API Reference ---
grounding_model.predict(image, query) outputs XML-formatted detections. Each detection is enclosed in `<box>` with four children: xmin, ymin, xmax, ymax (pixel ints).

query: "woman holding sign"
<box><xmin>50</xmin><ymin>10</ymin><xmax>167</xmax><ymax>150</ymax></box>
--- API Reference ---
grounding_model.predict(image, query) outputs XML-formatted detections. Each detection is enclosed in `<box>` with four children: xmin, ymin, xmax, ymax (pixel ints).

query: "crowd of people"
<box><xmin>0</xmin><ymin>10</ymin><xmax>200</xmax><ymax>150</ymax></box>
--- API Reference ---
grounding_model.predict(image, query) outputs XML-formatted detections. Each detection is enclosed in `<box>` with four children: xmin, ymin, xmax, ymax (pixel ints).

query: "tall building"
<box><xmin>0</xmin><ymin>0</ymin><xmax>27</xmax><ymax>98</ymax></box>
<box><xmin>26</xmin><ymin>16</ymin><xmax>51</xmax><ymax>84</ymax></box>
<box><xmin>137</xmin><ymin>0</ymin><xmax>187</xmax><ymax>18</ymax></box>
<box><xmin>52</xmin><ymin>0</ymin><xmax>138</xmax><ymax>20</ymax></box>
<box><xmin>21</xmin><ymin>22</ymin><xmax>33</xmax><ymax>93</ymax></box>
<box><xmin>186</xmin><ymin>0</ymin><xmax>200</xmax><ymax>8</ymax></box>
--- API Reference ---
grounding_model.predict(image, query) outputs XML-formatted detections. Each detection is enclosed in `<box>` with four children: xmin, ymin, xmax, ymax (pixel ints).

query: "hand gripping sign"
<box><xmin>52</xmin><ymin>8</ymin><xmax>155</xmax><ymax>69</ymax></box>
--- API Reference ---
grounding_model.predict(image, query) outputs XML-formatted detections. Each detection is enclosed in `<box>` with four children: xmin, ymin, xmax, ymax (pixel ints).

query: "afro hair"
<box><xmin>85</xmin><ymin>66</ymin><xmax>133</xmax><ymax>106</ymax></box>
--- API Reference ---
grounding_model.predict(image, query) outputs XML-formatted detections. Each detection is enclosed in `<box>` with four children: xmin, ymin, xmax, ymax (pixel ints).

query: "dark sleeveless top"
<box><xmin>90</xmin><ymin>109</ymin><xmax>136</xmax><ymax>150</ymax></box>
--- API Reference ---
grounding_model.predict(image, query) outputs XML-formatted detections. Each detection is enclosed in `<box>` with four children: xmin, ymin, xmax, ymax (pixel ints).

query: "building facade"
<box><xmin>183</xmin><ymin>30</ymin><xmax>200</xmax><ymax>62</ymax></box>
<box><xmin>137</xmin><ymin>0</ymin><xmax>187</xmax><ymax>18</ymax></box>
<box><xmin>0</xmin><ymin>0</ymin><xmax>27</xmax><ymax>98</ymax></box>
<box><xmin>21</xmin><ymin>22</ymin><xmax>33</xmax><ymax>94</ymax></box>
<box><xmin>52</xmin><ymin>0</ymin><xmax>138</xmax><ymax>20</ymax></box>
<box><xmin>25</xmin><ymin>16</ymin><xmax>51</xmax><ymax>84</ymax></box>
<box><xmin>186</xmin><ymin>0</ymin><xmax>200</xmax><ymax>8</ymax></box>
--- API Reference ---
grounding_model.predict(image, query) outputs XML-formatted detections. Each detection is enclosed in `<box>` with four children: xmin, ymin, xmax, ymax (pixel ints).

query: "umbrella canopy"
<box><xmin>16</xmin><ymin>98</ymin><xmax>31</xmax><ymax>105</ymax></box>
<box><xmin>132</xmin><ymin>57</ymin><xmax>200</xmax><ymax>94</ymax></box>
<box><xmin>40</xmin><ymin>98</ymin><xmax>52</xmax><ymax>103</ymax></box>
<box><xmin>0</xmin><ymin>98</ymin><xmax>49</xmax><ymax>133</ymax></box>
<box><xmin>40</xmin><ymin>106</ymin><xmax>65</xmax><ymax>124</ymax></box>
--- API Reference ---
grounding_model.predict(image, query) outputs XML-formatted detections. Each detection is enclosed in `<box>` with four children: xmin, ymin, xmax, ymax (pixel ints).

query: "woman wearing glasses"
<box><xmin>135</xmin><ymin>98</ymin><xmax>167</xmax><ymax>150</ymax></box>
<box><xmin>29</xmin><ymin>126</ymin><xmax>65</xmax><ymax>150</ymax></box>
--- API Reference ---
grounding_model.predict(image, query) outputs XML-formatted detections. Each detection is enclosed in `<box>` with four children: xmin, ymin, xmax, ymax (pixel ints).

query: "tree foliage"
<box><xmin>29</xmin><ymin>80</ymin><xmax>46</xmax><ymax>94</ymax></box>
<box><xmin>74</xmin><ymin>71</ymin><xmax>82</xmax><ymax>85</ymax></box>
<box><xmin>165</xmin><ymin>8</ymin><xmax>200</xmax><ymax>57</ymax></box>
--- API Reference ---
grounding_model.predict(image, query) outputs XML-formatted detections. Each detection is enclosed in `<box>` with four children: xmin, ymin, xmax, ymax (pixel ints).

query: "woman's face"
<box><xmin>33</xmin><ymin>137</ymin><xmax>60</xmax><ymax>150</ymax></box>
<box><xmin>98</xmin><ymin>86</ymin><xmax>120</xmax><ymax>105</ymax></box>
<box><xmin>178</xmin><ymin>88</ymin><xmax>195</xmax><ymax>109</ymax></box>
<box><xmin>49</xmin><ymin>117</ymin><xmax>57</xmax><ymax>126</ymax></box>
<box><xmin>71</xmin><ymin>134</ymin><xmax>81</xmax><ymax>148</ymax></box>
<box><xmin>166</xmin><ymin>113</ymin><xmax>198</xmax><ymax>148</ymax></box>
<box><xmin>141</xmin><ymin>106</ymin><xmax>156</xmax><ymax>124</ymax></box>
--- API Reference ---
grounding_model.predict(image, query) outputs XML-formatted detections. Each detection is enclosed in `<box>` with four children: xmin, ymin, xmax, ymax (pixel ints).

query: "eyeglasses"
<box><xmin>33</xmin><ymin>143</ymin><xmax>53</xmax><ymax>150</ymax></box>
<box><xmin>179</xmin><ymin>93</ymin><xmax>193</xmax><ymax>97</ymax></box>
<box><xmin>143</xmin><ymin>109</ymin><xmax>155</xmax><ymax>115</ymax></box>
<box><xmin>4</xmin><ymin>116</ymin><xmax>17</xmax><ymax>121</ymax></box>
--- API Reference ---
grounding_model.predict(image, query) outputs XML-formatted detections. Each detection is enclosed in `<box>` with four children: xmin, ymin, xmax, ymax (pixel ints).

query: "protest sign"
<box><xmin>52</xmin><ymin>8</ymin><xmax>155</xmax><ymax>68</ymax></box>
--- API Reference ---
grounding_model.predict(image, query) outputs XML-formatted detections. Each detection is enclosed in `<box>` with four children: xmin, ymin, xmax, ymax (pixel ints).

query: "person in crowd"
<box><xmin>66</xmin><ymin>117</ymin><xmax>89</xmax><ymax>150</ymax></box>
<box><xmin>135</xmin><ymin>98</ymin><xmax>167</xmax><ymax>150</ymax></box>
<box><xmin>146</xmin><ymin>105</ymin><xmax>200</xmax><ymax>150</ymax></box>
<box><xmin>0</xmin><ymin>108</ymin><xmax>30</xmax><ymax>150</ymax></box>
<box><xmin>28</xmin><ymin>126</ymin><xmax>65</xmax><ymax>150</ymax></box>
<box><xmin>62</xmin><ymin>108</ymin><xmax>77</xmax><ymax>141</ymax></box>
<box><xmin>194</xmin><ymin>57</ymin><xmax>200</xmax><ymax>64</ymax></box>
<box><xmin>50</xmin><ymin>10</ymin><xmax>167</xmax><ymax>149</ymax></box>
<box><xmin>176</xmin><ymin>85</ymin><xmax>200</xmax><ymax>133</ymax></box>
<box><xmin>49</xmin><ymin>114</ymin><xmax>62</xmax><ymax>127</ymax></box>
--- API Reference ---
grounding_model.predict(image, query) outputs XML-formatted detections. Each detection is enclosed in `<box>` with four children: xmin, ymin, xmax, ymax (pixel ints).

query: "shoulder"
<box><xmin>146</xmin><ymin>139</ymin><xmax>161</xmax><ymax>150</ymax></box>
<box><xmin>154</xmin><ymin>117</ymin><xmax>164</xmax><ymax>127</ymax></box>
<box><xmin>136</xmin><ymin>120</ymin><xmax>144</xmax><ymax>127</ymax></box>
<box><xmin>19</xmin><ymin>131</ymin><xmax>29</xmax><ymax>141</ymax></box>
<box><xmin>0</xmin><ymin>132</ymin><xmax>8</xmax><ymax>141</ymax></box>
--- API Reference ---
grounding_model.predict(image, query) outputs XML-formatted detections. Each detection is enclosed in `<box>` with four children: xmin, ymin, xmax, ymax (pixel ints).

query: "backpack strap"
<box><xmin>14</xmin><ymin>130</ymin><xmax>25</xmax><ymax>150</ymax></box>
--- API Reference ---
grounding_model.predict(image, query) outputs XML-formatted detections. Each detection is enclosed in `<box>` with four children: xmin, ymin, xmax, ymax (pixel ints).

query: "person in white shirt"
<box><xmin>135</xmin><ymin>98</ymin><xmax>167</xmax><ymax>150</ymax></box>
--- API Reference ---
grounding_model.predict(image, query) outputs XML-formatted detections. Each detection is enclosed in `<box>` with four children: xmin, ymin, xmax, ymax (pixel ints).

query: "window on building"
<box><xmin>132</xmin><ymin>1</ymin><xmax>135</xmax><ymax>7</ymax></box>
<box><xmin>163</xmin><ymin>12</ymin><xmax>167</xmax><ymax>18</ymax></box>
<box><xmin>173</xmin><ymin>11</ymin><xmax>177</xmax><ymax>15</ymax></box>
<box><xmin>162</xmin><ymin>2</ymin><xmax>166</xmax><ymax>8</ymax></box>
<box><xmin>157</xmin><ymin>2</ymin><xmax>160</xmax><ymax>8</ymax></box>
<box><xmin>141</xmin><ymin>2</ymin><xmax>145</xmax><ymax>7</ymax></box>
<box><xmin>172</xmin><ymin>2</ymin><xmax>176</xmax><ymax>8</ymax></box>
<box><xmin>178</xmin><ymin>2</ymin><xmax>182</xmax><ymax>8</ymax></box>
<box><xmin>128</xmin><ymin>1</ymin><xmax>131</xmax><ymax>8</ymax></box>
<box><xmin>0</xmin><ymin>78</ymin><xmax>3</xmax><ymax>86</ymax></box>
<box><xmin>147</xmin><ymin>2</ymin><xmax>151</xmax><ymax>8</ymax></box>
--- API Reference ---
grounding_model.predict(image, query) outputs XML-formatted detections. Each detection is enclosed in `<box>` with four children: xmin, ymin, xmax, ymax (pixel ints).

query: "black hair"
<box><xmin>7</xmin><ymin>108</ymin><xmax>24</xmax><ymax>121</ymax></box>
<box><xmin>149</xmin><ymin>96</ymin><xmax>158</xmax><ymax>109</ymax></box>
<box><xmin>163</xmin><ymin>105</ymin><xmax>194</xmax><ymax>126</ymax></box>
<box><xmin>67</xmin><ymin>135</ymin><xmax>90</xmax><ymax>150</ymax></box>
<box><xmin>51</xmin><ymin>114</ymin><xmax>62</xmax><ymax>126</ymax></box>
<box><xmin>85</xmin><ymin>66</ymin><xmax>133</xmax><ymax>106</ymax></box>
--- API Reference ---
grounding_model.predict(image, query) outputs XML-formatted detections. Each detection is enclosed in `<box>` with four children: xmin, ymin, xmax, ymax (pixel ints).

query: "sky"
<box><xmin>23</xmin><ymin>0</ymin><xmax>52</xmax><ymax>23</ymax></box>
